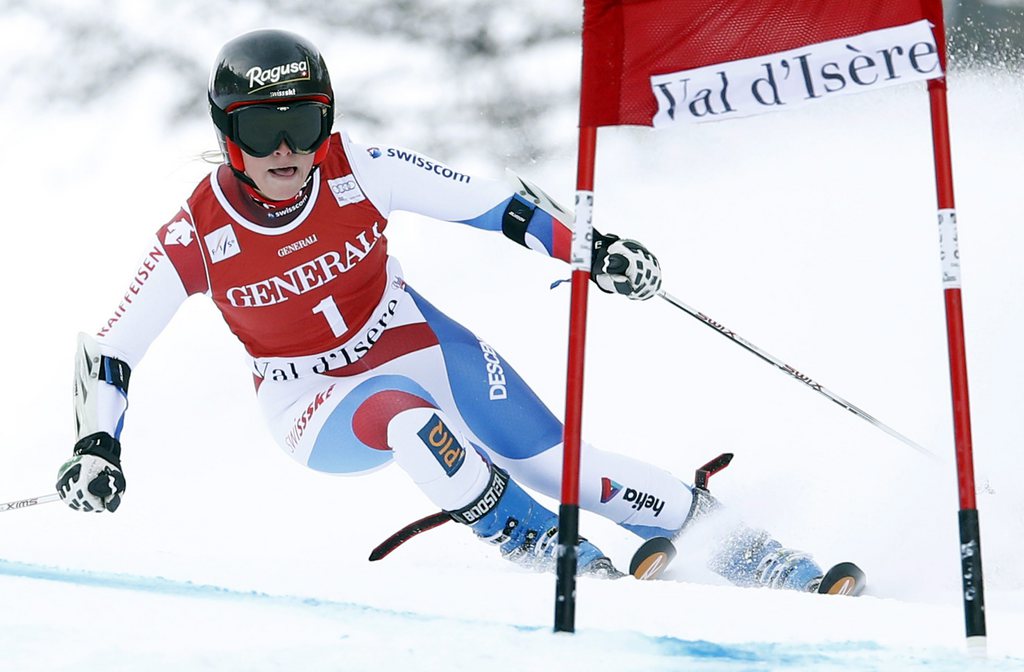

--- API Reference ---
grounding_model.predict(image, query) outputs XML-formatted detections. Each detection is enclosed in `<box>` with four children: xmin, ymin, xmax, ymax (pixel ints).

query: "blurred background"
<box><xmin>947</xmin><ymin>0</ymin><xmax>1024</xmax><ymax>64</ymax></box>
<box><xmin>4</xmin><ymin>0</ymin><xmax>1022</xmax><ymax>164</ymax></box>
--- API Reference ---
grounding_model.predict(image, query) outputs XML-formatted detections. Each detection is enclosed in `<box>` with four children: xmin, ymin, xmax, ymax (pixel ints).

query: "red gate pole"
<box><xmin>927</xmin><ymin>75</ymin><xmax>987</xmax><ymax>654</ymax></box>
<box><xmin>554</xmin><ymin>125</ymin><xmax>598</xmax><ymax>633</ymax></box>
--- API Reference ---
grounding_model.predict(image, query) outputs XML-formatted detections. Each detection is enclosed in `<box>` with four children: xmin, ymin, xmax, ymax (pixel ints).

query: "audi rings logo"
<box><xmin>327</xmin><ymin>175</ymin><xmax>366</xmax><ymax>208</ymax></box>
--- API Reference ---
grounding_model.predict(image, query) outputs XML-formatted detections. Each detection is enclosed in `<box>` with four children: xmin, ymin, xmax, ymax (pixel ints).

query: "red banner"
<box><xmin>581</xmin><ymin>0</ymin><xmax>947</xmax><ymax>127</ymax></box>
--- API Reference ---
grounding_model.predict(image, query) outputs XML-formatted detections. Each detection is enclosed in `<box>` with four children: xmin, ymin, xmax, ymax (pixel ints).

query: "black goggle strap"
<box><xmin>209</xmin><ymin>95</ymin><xmax>232</xmax><ymax>137</ymax></box>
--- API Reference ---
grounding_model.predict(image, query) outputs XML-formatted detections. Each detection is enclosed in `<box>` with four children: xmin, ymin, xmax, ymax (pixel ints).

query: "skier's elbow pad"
<box><xmin>73</xmin><ymin>333</ymin><xmax>132</xmax><ymax>440</ymax></box>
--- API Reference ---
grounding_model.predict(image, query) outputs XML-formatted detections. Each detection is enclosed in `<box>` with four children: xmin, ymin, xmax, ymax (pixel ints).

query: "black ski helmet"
<box><xmin>208</xmin><ymin>29</ymin><xmax>335</xmax><ymax>172</ymax></box>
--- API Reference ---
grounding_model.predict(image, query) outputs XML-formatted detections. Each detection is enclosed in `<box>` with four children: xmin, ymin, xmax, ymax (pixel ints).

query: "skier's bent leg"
<box><xmin>391</xmin><ymin>292</ymin><xmax>826</xmax><ymax>588</ymax></box>
<box><xmin>385</xmin><ymin>406</ymin><xmax>617</xmax><ymax>576</ymax></box>
<box><xmin>503</xmin><ymin>440</ymin><xmax>693</xmax><ymax>538</ymax></box>
<box><xmin>510</xmin><ymin>442</ymin><xmax>824</xmax><ymax>590</ymax></box>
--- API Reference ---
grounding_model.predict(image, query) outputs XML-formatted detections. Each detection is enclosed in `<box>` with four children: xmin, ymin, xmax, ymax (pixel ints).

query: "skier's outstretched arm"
<box><xmin>345</xmin><ymin>138</ymin><xmax>661</xmax><ymax>300</ymax></box>
<box><xmin>56</xmin><ymin>210</ymin><xmax>207</xmax><ymax>512</ymax></box>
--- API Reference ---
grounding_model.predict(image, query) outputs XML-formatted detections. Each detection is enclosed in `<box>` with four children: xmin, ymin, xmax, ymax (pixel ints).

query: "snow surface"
<box><xmin>3</xmin><ymin>16</ymin><xmax>1024</xmax><ymax>672</ymax></box>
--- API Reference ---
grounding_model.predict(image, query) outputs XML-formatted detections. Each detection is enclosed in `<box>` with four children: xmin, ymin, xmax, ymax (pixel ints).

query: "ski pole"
<box><xmin>1</xmin><ymin>493</ymin><xmax>60</xmax><ymax>513</ymax></box>
<box><xmin>657</xmin><ymin>289</ymin><xmax>937</xmax><ymax>460</ymax></box>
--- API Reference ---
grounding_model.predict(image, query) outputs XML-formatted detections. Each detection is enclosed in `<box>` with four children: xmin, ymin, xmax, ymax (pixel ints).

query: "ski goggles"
<box><xmin>226</xmin><ymin>101</ymin><xmax>332</xmax><ymax>157</ymax></box>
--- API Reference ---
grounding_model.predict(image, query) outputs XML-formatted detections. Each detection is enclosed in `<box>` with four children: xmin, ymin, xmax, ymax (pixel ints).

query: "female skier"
<box><xmin>56</xmin><ymin>28</ymin><xmax>862</xmax><ymax>595</ymax></box>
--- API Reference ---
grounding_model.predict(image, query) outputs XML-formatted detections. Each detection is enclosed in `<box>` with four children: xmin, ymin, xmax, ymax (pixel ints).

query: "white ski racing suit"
<box><xmin>83</xmin><ymin>132</ymin><xmax>693</xmax><ymax>539</ymax></box>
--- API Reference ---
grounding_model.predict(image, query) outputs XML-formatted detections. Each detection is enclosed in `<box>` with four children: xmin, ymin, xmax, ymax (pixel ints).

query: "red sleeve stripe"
<box><xmin>552</xmin><ymin>217</ymin><xmax>573</xmax><ymax>263</ymax></box>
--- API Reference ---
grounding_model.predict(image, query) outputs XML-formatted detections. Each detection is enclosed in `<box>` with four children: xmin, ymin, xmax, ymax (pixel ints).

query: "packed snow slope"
<box><xmin>2</xmin><ymin>14</ymin><xmax>1024</xmax><ymax>672</ymax></box>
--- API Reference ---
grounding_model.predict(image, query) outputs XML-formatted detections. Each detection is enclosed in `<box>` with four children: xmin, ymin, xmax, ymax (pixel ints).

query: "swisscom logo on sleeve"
<box><xmin>327</xmin><ymin>175</ymin><xmax>366</xmax><ymax>208</ymax></box>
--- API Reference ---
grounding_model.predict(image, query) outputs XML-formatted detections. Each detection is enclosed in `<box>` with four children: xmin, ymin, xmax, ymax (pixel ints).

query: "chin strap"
<box><xmin>229</xmin><ymin>165</ymin><xmax>261</xmax><ymax>191</ymax></box>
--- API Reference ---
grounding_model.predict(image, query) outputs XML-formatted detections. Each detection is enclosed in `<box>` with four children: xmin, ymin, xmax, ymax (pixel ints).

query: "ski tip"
<box><xmin>816</xmin><ymin>561</ymin><xmax>867</xmax><ymax>596</ymax></box>
<box><xmin>629</xmin><ymin>537</ymin><xmax>678</xmax><ymax>580</ymax></box>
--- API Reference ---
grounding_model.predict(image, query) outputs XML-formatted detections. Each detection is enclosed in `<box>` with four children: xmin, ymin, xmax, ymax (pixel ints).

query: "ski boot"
<box><xmin>710</xmin><ymin>528</ymin><xmax>866</xmax><ymax>595</ymax></box>
<box><xmin>709</xmin><ymin>524</ymin><xmax>824</xmax><ymax>591</ymax></box>
<box><xmin>449</xmin><ymin>463</ymin><xmax>622</xmax><ymax>578</ymax></box>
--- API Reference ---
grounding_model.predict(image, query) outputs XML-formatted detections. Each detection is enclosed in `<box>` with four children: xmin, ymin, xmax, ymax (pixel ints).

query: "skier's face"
<box><xmin>242</xmin><ymin>141</ymin><xmax>316</xmax><ymax>201</ymax></box>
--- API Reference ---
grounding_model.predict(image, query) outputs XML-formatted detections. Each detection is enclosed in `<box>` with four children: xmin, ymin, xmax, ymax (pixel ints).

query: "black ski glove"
<box><xmin>591</xmin><ymin>232</ymin><xmax>662</xmax><ymax>300</ymax></box>
<box><xmin>56</xmin><ymin>432</ymin><xmax>126</xmax><ymax>512</ymax></box>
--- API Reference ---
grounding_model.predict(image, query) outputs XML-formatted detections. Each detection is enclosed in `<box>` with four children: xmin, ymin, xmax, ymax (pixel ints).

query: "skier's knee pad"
<box><xmin>387</xmin><ymin>407</ymin><xmax>491</xmax><ymax>510</ymax></box>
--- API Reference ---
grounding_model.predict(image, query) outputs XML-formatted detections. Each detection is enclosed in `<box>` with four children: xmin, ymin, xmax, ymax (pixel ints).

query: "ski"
<box><xmin>369</xmin><ymin>511</ymin><xmax>452</xmax><ymax>561</ymax></box>
<box><xmin>816</xmin><ymin>562</ymin><xmax>867</xmax><ymax>596</ymax></box>
<box><xmin>629</xmin><ymin>537</ymin><xmax>677</xmax><ymax>580</ymax></box>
